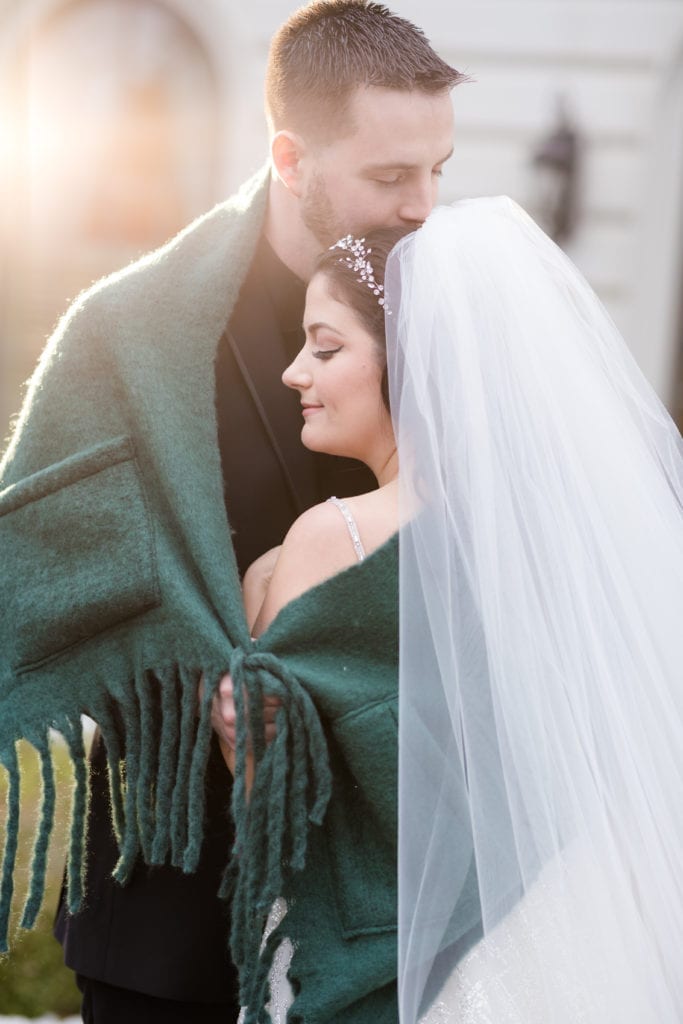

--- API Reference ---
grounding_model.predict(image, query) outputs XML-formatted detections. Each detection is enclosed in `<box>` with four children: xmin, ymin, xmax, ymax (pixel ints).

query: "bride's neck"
<box><xmin>374</xmin><ymin>447</ymin><xmax>399</xmax><ymax>488</ymax></box>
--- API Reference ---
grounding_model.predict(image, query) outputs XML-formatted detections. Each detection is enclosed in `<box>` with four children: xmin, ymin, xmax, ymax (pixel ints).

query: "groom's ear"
<box><xmin>271</xmin><ymin>130</ymin><xmax>307</xmax><ymax>197</ymax></box>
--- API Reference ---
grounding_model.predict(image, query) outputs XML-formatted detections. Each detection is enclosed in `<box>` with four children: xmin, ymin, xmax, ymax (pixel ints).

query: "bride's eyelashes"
<box><xmin>313</xmin><ymin>347</ymin><xmax>343</xmax><ymax>360</ymax></box>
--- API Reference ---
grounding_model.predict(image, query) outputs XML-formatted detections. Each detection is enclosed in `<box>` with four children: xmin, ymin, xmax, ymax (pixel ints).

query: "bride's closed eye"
<box><xmin>313</xmin><ymin>346</ymin><xmax>342</xmax><ymax>360</ymax></box>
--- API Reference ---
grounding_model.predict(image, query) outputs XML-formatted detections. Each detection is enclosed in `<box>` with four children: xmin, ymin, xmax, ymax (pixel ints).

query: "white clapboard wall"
<box><xmin>224</xmin><ymin>0</ymin><xmax>683</xmax><ymax>405</ymax></box>
<box><xmin>414</xmin><ymin>0</ymin><xmax>683</xmax><ymax>405</ymax></box>
<box><xmin>1</xmin><ymin>0</ymin><xmax>682</xmax><ymax>407</ymax></box>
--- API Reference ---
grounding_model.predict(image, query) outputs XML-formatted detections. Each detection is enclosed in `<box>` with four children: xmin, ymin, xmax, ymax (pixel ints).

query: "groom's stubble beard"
<box><xmin>301</xmin><ymin>170</ymin><xmax>354</xmax><ymax>249</ymax></box>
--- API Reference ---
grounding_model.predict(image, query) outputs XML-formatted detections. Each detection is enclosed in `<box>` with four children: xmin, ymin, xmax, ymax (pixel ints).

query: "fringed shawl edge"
<box><xmin>0</xmin><ymin>658</ymin><xmax>231</xmax><ymax>952</ymax></box>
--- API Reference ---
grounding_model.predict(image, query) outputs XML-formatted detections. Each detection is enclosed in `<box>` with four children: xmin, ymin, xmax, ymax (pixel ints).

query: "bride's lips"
<box><xmin>301</xmin><ymin>403</ymin><xmax>323</xmax><ymax>417</ymax></box>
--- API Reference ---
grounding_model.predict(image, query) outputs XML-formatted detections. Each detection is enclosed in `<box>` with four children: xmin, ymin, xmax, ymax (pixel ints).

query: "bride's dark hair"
<box><xmin>312</xmin><ymin>225</ymin><xmax>414</xmax><ymax>408</ymax></box>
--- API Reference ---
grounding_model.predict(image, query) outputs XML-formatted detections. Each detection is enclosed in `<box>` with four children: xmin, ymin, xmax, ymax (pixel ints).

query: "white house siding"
<box><xmin>208</xmin><ymin>2</ymin><xmax>683</xmax><ymax>405</ymax></box>
<box><xmin>0</xmin><ymin>0</ymin><xmax>234</xmax><ymax>434</ymax></box>
<box><xmin>405</xmin><ymin>0</ymin><xmax>683</xmax><ymax>405</ymax></box>
<box><xmin>199</xmin><ymin>0</ymin><xmax>683</xmax><ymax>405</ymax></box>
<box><xmin>0</xmin><ymin>0</ymin><xmax>682</xmax><ymax>429</ymax></box>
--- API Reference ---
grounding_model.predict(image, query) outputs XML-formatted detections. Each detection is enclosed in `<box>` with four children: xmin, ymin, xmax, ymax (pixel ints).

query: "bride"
<box><xmin>222</xmin><ymin>198</ymin><xmax>683</xmax><ymax>1023</ymax></box>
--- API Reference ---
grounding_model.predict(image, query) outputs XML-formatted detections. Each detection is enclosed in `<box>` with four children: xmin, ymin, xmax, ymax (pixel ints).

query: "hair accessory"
<box><xmin>330</xmin><ymin>235</ymin><xmax>391</xmax><ymax>314</ymax></box>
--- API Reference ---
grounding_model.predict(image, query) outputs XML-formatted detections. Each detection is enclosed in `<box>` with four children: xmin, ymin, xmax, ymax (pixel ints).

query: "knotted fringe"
<box><xmin>0</xmin><ymin>661</ymin><xmax>223</xmax><ymax>953</ymax></box>
<box><xmin>0</xmin><ymin>717</ymin><xmax>88</xmax><ymax>952</ymax></box>
<box><xmin>134</xmin><ymin>668</ymin><xmax>158</xmax><ymax>863</ymax></box>
<box><xmin>151</xmin><ymin>668</ymin><xmax>180</xmax><ymax>864</ymax></box>
<box><xmin>167</xmin><ymin>667</ymin><xmax>198</xmax><ymax>866</ymax></box>
<box><xmin>20</xmin><ymin>735</ymin><xmax>55</xmax><ymax>930</ymax></box>
<box><xmin>95</xmin><ymin>697</ymin><xmax>125</xmax><ymax>845</ymax></box>
<box><xmin>61</xmin><ymin>717</ymin><xmax>89</xmax><ymax>914</ymax></box>
<box><xmin>226</xmin><ymin>648</ymin><xmax>333</xmax><ymax>1022</ymax></box>
<box><xmin>0</xmin><ymin>744</ymin><xmax>20</xmax><ymax>952</ymax></box>
<box><xmin>183</xmin><ymin>677</ymin><xmax>217</xmax><ymax>874</ymax></box>
<box><xmin>110</xmin><ymin>677</ymin><xmax>142</xmax><ymax>885</ymax></box>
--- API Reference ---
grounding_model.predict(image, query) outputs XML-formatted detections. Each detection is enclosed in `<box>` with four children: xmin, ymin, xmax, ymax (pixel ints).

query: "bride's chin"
<box><xmin>301</xmin><ymin>431</ymin><xmax>349</xmax><ymax>460</ymax></box>
<box><xmin>300</xmin><ymin>432</ymin><xmax>327</xmax><ymax>454</ymax></box>
<box><xmin>302</xmin><ymin>439</ymin><xmax>337</xmax><ymax>456</ymax></box>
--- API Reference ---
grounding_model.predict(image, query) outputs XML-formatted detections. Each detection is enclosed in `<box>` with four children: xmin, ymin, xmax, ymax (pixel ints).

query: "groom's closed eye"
<box><xmin>374</xmin><ymin>175</ymin><xmax>405</xmax><ymax>186</ymax></box>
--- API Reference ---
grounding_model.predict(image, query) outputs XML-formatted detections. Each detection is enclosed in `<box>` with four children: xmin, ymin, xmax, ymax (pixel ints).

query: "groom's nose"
<box><xmin>398</xmin><ymin>177</ymin><xmax>436</xmax><ymax>226</ymax></box>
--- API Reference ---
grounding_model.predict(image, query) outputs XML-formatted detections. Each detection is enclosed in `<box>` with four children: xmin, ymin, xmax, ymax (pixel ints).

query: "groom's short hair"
<box><xmin>266</xmin><ymin>0</ymin><xmax>465</xmax><ymax>143</ymax></box>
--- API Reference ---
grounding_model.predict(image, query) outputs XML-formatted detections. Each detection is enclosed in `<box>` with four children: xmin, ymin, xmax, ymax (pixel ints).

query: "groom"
<box><xmin>52</xmin><ymin>2</ymin><xmax>463</xmax><ymax>1021</ymax></box>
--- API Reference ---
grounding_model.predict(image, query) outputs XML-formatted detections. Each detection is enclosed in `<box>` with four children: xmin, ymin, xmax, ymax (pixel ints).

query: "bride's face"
<box><xmin>283</xmin><ymin>273</ymin><xmax>395</xmax><ymax>472</ymax></box>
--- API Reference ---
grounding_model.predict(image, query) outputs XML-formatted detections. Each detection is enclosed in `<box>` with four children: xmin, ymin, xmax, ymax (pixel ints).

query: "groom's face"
<box><xmin>300</xmin><ymin>85</ymin><xmax>454</xmax><ymax>246</ymax></box>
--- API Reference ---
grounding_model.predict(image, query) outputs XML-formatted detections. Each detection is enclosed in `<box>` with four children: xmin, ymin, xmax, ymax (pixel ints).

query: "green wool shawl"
<box><xmin>0</xmin><ymin>162</ymin><xmax>405</xmax><ymax>1022</ymax></box>
<box><xmin>232</xmin><ymin>535</ymin><xmax>400</xmax><ymax>1022</ymax></box>
<box><xmin>0</xmin><ymin>165</ymin><xmax>269</xmax><ymax>939</ymax></box>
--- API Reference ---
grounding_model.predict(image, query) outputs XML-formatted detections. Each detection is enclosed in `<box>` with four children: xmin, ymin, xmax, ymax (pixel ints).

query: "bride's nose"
<box><xmin>282</xmin><ymin>352</ymin><xmax>312</xmax><ymax>390</ymax></box>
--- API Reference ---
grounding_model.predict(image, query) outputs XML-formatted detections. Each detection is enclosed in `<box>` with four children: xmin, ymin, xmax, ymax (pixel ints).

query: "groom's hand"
<box><xmin>209</xmin><ymin>673</ymin><xmax>281</xmax><ymax>751</ymax></box>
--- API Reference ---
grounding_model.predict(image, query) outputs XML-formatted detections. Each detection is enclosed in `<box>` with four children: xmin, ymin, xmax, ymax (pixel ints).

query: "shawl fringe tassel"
<box><xmin>226</xmin><ymin>647</ymin><xmax>333</xmax><ymax>1022</ymax></box>
<box><xmin>0</xmin><ymin>662</ymin><xmax>223</xmax><ymax>953</ymax></box>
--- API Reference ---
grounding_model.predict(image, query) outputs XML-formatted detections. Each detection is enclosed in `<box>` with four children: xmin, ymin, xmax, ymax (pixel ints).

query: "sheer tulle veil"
<box><xmin>386</xmin><ymin>199</ymin><xmax>683</xmax><ymax>1022</ymax></box>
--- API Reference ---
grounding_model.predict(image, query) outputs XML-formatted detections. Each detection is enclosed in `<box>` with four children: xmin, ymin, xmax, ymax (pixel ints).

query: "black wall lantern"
<box><xmin>532</xmin><ymin>96</ymin><xmax>581</xmax><ymax>245</ymax></box>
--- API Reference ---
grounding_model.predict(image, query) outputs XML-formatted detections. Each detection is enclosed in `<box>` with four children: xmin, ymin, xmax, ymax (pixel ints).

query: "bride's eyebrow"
<box><xmin>306</xmin><ymin>321</ymin><xmax>344</xmax><ymax>337</ymax></box>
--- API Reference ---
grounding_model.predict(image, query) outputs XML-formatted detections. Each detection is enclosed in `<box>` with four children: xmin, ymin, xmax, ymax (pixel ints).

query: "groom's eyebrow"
<box><xmin>362</xmin><ymin>147</ymin><xmax>454</xmax><ymax>172</ymax></box>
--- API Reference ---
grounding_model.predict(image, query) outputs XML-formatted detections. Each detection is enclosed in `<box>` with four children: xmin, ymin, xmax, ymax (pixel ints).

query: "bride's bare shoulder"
<box><xmin>284</xmin><ymin>499</ymin><xmax>365</xmax><ymax>573</ymax></box>
<box><xmin>252</xmin><ymin>500</ymin><xmax>367</xmax><ymax>635</ymax></box>
<box><xmin>339</xmin><ymin>484</ymin><xmax>399</xmax><ymax>551</ymax></box>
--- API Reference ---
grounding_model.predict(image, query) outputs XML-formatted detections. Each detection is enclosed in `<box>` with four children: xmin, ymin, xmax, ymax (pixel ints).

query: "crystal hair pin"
<box><xmin>330</xmin><ymin>235</ymin><xmax>391</xmax><ymax>314</ymax></box>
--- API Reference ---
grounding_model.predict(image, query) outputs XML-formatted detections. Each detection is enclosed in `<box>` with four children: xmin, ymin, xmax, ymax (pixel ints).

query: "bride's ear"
<box><xmin>271</xmin><ymin>131</ymin><xmax>306</xmax><ymax>198</ymax></box>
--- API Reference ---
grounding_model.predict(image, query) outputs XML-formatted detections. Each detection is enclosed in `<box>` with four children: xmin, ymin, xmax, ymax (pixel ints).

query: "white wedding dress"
<box><xmin>247</xmin><ymin>842</ymin><xmax>656</xmax><ymax>1024</ymax></box>
<box><xmin>418</xmin><ymin>838</ymin><xmax>670</xmax><ymax>1024</ymax></box>
<box><xmin>237</xmin><ymin>898</ymin><xmax>294</xmax><ymax>1024</ymax></box>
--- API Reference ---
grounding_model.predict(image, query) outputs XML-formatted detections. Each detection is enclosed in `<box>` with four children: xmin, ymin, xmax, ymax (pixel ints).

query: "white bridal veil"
<box><xmin>387</xmin><ymin>199</ymin><xmax>683</xmax><ymax>1023</ymax></box>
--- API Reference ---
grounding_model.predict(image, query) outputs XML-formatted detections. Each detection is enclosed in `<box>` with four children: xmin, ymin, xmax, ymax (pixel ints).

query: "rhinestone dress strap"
<box><xmin>327</xmin><ymin>496</ymin><xmax>366</xmax><ymax>562</ymax></box>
